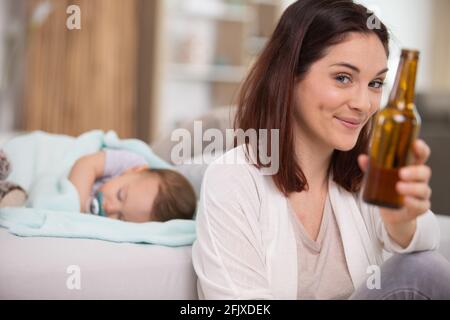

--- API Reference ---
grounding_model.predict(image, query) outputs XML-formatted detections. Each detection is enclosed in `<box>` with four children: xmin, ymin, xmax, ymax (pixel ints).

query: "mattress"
<box><xmin>437</xmin><ymin>214</ymin><xmax>450</xmax><ymax>260</ymax></box>
<box><xmin>0</xmin><ymin>228</ymin><xmax>198</xmax><ymax>299</ymax></box>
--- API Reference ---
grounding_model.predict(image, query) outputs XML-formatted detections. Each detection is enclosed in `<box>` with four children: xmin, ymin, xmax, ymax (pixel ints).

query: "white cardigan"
<box><xmin>191</xmin><ymin>145</ymin><xmax>440</xmax><ymax>300</ymax></box>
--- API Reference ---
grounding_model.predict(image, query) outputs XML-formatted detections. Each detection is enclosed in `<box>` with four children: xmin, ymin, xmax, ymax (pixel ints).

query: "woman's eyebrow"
<box><xmin>330</xmin><ymin>62</ymin><xmax>388</xmax><ymax>76</ymax></box>
<box><xmin>375</xmin><ymin>67</ymin><xmax>389</xmax><ymax>76</ymax></box>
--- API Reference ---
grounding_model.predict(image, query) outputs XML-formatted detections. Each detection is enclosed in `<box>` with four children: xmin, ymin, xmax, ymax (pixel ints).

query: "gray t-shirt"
<box><xmin>288</xmin><ymin>192</ymin><xmax>355</xmax><ymax>300</ymax></box>
<box><xmin>91</xmin><ymin>149</ymin><xmax>148</xmax><ymax>198</ymax></box>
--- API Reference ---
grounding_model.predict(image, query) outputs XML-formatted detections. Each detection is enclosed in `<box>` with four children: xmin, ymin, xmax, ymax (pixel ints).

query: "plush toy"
<box><xmin>0</xmin><ymin>149</ymin><xmax>27</xmax><ymax>208</ymax></box>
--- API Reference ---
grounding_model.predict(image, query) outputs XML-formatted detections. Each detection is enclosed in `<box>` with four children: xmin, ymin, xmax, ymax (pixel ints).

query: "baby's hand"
<box><xmin>68</xmin><ymin>152</ymin><xmax>105</xmax><ymax>212</ymax></box>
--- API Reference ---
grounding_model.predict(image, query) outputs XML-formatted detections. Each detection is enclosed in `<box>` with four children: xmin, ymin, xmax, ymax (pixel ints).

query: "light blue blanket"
<box><xmin>0</xmin><ymin>130</ymin><xmax>196</xmax><ymax>246</ymax></box>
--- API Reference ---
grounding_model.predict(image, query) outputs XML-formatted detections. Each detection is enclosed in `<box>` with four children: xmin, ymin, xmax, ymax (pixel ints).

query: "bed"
<box><xmin>0</xmin><ymin>227</ymin><xmax>197</xmax><ymax>299</ymax></box>
<box><xmin>0</xmin><ymin>131</ymin><xmax>199</xmax><ymax>300</ymax></box>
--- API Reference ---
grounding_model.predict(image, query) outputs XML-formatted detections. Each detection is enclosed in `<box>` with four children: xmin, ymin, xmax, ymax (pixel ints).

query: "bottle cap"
<box><xmin>401</xmin><ymin>49</ymin><xmax>420</xmax><ymax>59</ymax></box>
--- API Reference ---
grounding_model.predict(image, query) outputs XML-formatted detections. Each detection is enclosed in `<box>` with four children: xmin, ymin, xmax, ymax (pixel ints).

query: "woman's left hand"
<box><xmin>358</xmin><ymin>139</ymin><xmax>433</xmax><ymax>226</ymax></box>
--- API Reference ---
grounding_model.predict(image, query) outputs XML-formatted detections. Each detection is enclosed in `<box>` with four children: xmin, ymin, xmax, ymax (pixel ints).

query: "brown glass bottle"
<box><xmin>362</xmin><ymin>49</ymin><xmax>421</xmax><ymax>209</ymax></box>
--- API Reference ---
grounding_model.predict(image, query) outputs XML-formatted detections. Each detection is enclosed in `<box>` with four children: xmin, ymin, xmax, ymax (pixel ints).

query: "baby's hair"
<box><xmin>143</xmin><ymin>169</ymin><xmax>196</xmax><ymax>222</ymax></box>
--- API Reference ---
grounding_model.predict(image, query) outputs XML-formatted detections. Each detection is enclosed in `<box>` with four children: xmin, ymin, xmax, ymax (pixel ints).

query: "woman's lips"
<box><xmin>334</xmin><ymin>116</ymin><xmax>362</xmax><ymax>129</ymax></box>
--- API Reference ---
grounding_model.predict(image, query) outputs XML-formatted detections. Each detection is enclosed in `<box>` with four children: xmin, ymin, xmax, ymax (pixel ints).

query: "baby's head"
<box><xmin>98</xmin><ymin>165</ymin><xmax>196</xmax><ymax>223</ymax></box>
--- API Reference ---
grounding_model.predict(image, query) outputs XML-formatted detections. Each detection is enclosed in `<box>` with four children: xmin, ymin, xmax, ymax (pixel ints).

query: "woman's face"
<box><xmin>294</xmin><ymin>32</ymin><xmax>388</xmax><ymax>152</ymax></box>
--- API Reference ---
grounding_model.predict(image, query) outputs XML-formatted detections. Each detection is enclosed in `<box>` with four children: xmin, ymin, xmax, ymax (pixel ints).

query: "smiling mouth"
<box><xmin>334</xmin><ymin>117</ymin><xmax>362</xmax><ymax>129</ymax></box>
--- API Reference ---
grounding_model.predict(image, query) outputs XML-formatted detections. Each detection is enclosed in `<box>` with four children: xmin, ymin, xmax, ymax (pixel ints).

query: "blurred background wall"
<box><xmin>0</xmin><ymin>0</ymin><xmax>449</xmax><ymax>214</ymax></box>
<box><xmin>1</xmin><ymin>0</ymin><xmax>449</xmax><ymax>137</ymax></box>
<box><xmin>0</xmin><ymin>0</ymin><xmax>25</xmax><ymax>133</ymax></box>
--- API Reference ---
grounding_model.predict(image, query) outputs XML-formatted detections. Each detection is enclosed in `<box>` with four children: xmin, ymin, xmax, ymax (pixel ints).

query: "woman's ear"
<box><xmin>123</xmin><ymin>164</ymin><xmax>149</xmax><ymax>174</ymax></box>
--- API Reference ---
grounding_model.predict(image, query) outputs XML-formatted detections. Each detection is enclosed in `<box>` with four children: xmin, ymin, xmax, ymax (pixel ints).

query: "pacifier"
<box><xmin>90</xmin><ymin>192</ymin><xmax>106</xmax><ymax>217</ymax></box>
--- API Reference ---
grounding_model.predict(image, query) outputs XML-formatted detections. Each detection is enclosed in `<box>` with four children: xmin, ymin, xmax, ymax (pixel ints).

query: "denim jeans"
<box><xmin>350</xmin><ymin>250</ymin><xmax>450</xmax><ymax>300</ymax></box>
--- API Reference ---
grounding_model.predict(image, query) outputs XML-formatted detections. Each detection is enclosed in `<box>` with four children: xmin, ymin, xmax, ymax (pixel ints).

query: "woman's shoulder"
<box><xmin>204</xmin><ymin>145</ymin><xmax>264</xmax><ymax>181</ymax></box>
<box><xmin>200</xmin><ymin>145</ymin><xmax>277</xmax><ymax>224</ymax></box>
<box><xmin>202</xmin><ymin>145</ymin><xmax>271</xmax><ymax>196</ymax></box>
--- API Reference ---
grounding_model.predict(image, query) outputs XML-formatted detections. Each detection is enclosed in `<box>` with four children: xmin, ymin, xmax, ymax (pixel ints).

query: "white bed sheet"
<box><xmin>0</xmin><ymin>228</ymin><xmax>198</xmax><ymax>299</ymax></box>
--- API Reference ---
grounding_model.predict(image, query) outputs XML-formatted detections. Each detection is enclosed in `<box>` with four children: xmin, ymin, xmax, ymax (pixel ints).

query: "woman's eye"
<box><xmin>335</xmin><ymin>74</ymin><xmax>352</xmax><ymax>84</ymax></box>
<box><xmin>370</xmin><ymin>80</ymin><xmax>384</xmax><ymax>89</ymax></box>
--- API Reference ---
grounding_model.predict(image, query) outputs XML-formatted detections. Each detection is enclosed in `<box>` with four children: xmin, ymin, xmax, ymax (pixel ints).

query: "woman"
<box><xmin>192</xmin><ymin>0</ymin><xmax>450</xmax><ymax>299</ymax></box>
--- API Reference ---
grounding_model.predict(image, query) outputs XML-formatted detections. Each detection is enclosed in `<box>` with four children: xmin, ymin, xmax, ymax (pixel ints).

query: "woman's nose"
<box><xmin>350</xmin><ymin>87</ymin><xmax>371</xmax><ymax>112</ymax></box>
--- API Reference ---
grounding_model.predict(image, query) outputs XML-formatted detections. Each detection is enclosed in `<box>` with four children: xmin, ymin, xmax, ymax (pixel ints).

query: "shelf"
<box><xmin>169</xmin><ymin>12</ymin><xmax>248</xmax><ymax>23</ymax></box>
<box><xmin>168</xmin><ymin>63</ymin><xmax>247</xmax><ymax>83</ymax></box>
<box><xmin>250</xmin><ymin>0</ymin><xmax>280</xmax><ymax>6</ymax></box>
<box><xmin>159</xmin><ymin>0</ymin><xmax>282</xmax><ymax>129</ymax></box>
<box><xmin>169</xmin><ymin>1</ymin><xmax>250</xmax><ymax>23</ymax></box>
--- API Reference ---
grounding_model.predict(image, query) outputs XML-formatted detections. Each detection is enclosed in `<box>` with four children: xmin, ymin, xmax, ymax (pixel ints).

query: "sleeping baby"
<box><xmin>68</xmin><ymin>149</ymin><xmax>196</xmax><ymax>223</ymax></box>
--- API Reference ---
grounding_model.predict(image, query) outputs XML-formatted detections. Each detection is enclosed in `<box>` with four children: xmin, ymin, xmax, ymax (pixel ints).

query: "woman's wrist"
<box><xmin>384</xmin><ymin>218</ymin><xmax>417</xmax><ymax>249</ymax></box>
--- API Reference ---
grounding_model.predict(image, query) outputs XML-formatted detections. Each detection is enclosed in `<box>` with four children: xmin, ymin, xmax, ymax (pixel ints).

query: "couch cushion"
<box><xmin>437</xmin><ymin>214</ymin><xmax>450</xmax><ymax>261</ymax></box>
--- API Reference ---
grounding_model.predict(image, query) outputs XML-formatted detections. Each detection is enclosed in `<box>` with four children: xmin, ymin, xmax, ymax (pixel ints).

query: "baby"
<box><xmin>68</xmin><ymin>148</ymin><xmax>196</xmax><ymax>223</ymax></box>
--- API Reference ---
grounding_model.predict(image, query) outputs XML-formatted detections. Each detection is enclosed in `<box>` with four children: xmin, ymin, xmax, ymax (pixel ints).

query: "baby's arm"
<box><xmin>68</xmin><ymin>151</ymin><xmax>105</xmax><ymax>212</ymax></box>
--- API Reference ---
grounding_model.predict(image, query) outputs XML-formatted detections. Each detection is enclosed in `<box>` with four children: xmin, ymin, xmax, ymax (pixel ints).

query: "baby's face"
<box><xmin>98</xmin><ymin>169</ymin><xmax>160</xmax><ymax>222</ymax></box>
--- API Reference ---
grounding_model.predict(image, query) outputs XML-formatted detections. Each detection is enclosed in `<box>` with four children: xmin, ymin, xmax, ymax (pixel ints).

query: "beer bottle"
<box><xmin>362</xmin><ymin>49</ymin><xmax>421</xmax><ymax>209</ymax></box>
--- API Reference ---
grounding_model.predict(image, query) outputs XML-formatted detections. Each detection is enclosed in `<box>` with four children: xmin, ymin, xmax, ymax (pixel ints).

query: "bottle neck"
<box><xmin>388</xmin><ymin>52</ymin><xmax>418</xmax><ymax>111</ymax></box>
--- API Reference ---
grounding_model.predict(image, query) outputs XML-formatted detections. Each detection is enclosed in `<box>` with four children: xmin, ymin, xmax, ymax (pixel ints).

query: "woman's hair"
<box><xmin>146</xmin><ymin>169</ymin><xmax>197</xmax><ymax>222</ymax></box>
<box><xmin>234</xmin><ymin>0</ymin><xmax>389</xmax><ymax>196</ymax></box>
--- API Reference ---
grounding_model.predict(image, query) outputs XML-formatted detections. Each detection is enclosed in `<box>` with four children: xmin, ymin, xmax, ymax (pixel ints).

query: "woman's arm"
<box><xmin>68</xmin><ymin>151</ymin><xmax>105</xmax><ymax>212</ymax></box>
<box><xmin>191</xmin><ymin>158</ymin><xmax>273</xmax><ymax>300</ymax></box>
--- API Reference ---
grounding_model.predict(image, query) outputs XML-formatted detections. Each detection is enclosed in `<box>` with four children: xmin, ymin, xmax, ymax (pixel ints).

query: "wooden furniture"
<box><xmin>23</xmin><ymin>0</ymin><xmax>160</xmax><ymax>142</ymax></box>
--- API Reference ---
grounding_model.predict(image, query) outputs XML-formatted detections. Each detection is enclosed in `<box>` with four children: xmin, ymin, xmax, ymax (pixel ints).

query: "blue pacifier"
<box><xmin>90</xmin><ymin>192</ymin><xmax>106</xmax><ymax>217</ymax></box>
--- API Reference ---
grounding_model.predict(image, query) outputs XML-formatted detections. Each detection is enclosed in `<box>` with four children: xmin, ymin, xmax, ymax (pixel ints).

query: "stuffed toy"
<box><xmin>0</xmin><ymin>149</ymin><xmax>27</xmax><ymax>208</ymax></box>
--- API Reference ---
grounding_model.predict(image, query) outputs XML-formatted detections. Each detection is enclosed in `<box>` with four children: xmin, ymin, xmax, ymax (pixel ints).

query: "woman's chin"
<box><xmin>330</xmin><ymin>120</ymin><xmax>363</xmax><ymax>151</ymax></box>
<box><xmin>333</xmin><ymin>136</ymin><xmax>358</xmax><ymax>151</ymax></box>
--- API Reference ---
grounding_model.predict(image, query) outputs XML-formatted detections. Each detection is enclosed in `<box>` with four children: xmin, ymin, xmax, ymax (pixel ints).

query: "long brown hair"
<box><xmin>234</xmin><ymin>0</ymin><xmax>389</xmax><ymax>196</ymax></box>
